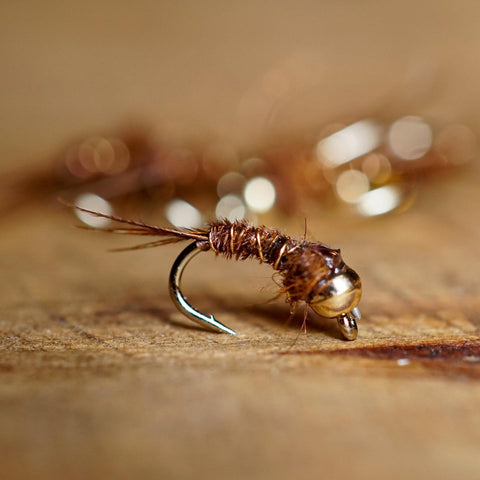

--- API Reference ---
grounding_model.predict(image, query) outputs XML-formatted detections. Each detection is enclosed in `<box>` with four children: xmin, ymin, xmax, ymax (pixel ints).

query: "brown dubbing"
<box><xmin>70</xmin><ymin>206</ymin><xmax>350</xmax><ymax>306</ymax></box>
<box><xmin>1</xmin><ymin>169</ymin><xmax>480</xmax><ymax>480</ymax></box>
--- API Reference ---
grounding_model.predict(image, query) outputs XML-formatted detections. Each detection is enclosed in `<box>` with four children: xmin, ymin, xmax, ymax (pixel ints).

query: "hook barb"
<box><xmin>169</xmin><ymin>242</ymin><xmax>237</xmax><ymax>335</ymax></box>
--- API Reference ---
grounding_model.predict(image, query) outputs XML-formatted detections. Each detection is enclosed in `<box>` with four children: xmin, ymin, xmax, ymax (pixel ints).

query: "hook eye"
<box><xmin>169</xmin><ymin>242</ymin><xmax>237</xmax><ymax>335</ymax></box>
<box><xmin>337</xmin><ymin>311</ymin><xmax>359</xmax><ymax>340</ymax></box>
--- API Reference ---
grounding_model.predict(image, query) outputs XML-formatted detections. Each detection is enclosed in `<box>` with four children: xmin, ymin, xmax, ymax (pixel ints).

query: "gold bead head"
<box><xmin>308</xmin><ymin>267</ymin><xmax>362</xmax><ymax>318</ymax></box>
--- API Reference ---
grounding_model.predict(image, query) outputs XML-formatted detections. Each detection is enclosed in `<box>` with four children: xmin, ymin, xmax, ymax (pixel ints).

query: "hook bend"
<box><xmin>169</xmin><ymin>242</ymin><xmax>237</xmax><ymax>335</ymax></box>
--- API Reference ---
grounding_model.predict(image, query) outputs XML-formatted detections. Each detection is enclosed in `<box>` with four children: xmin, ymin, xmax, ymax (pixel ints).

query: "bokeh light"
<box><xmin>243</xmin><ymin>177</ymin><xmax>276</xmax><ymax>213</ymax></box>
<box><xmin>48</xmin><ymin>115</ymin><xmax>476</xmax><ymax>222</ymax></box>
<box><xmin>165</xmin><ymin>199</ymin><xmax>202</xmax><ymax>228</ymax></box>
<box><xmin>215</xmin><ymin>194</ymin><xmax>246</xmax><ymax>221</ymax></box>
<box><xmin>356</xmin><ymin>185</ymin><xmax>404</xmax><ymax>217</ymax></box>
<box><xmin>64</xmin><ymin>136</ymin><xmax>131</xmax><ymax>178</ymax></box>
<box><xmin>316</xmin><ymin>120</ymin><xmax>383</xmax><ymax>168</ymax></box>
<box><xmin>74</xmin><ymin>193</ymin><xmax>113</xmax><ymax>227</ymax></box>
<box><xmin>335</xmin><ymin>170</ymin><xmax>370</xmax><ymax>204</ymax></box>
<box><xmin>388</xmin><ymin>116</ymin><xmax>433</xmax><ymax>160</ymax></box>
<box><xmin>361</xmin><ymin>153</ymin><xmax>392</xmax><ymax>183</ymax></box>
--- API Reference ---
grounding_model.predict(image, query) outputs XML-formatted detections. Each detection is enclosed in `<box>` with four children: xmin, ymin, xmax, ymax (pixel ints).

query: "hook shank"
<box><xmin>169</xmin><ymin>242</ymin><xmax>237</xmax><ymax>335</ymax></box>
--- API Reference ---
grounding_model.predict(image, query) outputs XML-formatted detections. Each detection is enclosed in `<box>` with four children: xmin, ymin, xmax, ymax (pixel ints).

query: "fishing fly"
<box><xmin>69</xmin><ymin>204</ymin><xmax>362</xmax><ymax>340</ymax></box>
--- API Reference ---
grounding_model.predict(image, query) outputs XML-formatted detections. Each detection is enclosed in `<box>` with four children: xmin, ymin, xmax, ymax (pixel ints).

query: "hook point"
<box><xmin>169</xmin><ymin>242</ymin><xmax>237</xmax><ymax>335</ymax></box>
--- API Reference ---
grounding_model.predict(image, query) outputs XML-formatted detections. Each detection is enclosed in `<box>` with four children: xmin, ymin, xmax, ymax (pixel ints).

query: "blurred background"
<box><xmin>1</xmin><ymin>0</ymin><xmax>479</xmax><ymax>225</ymax></box>
<box><xmin>1</xmin><ymin>3</ymin><xmax>480</xmax><ymax>480</ymax></box>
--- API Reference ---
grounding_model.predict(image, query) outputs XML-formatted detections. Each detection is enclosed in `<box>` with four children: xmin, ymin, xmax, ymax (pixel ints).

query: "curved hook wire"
<box><xmin>169</xmin><ymin>242</ymin><xmax>237</xmax><ymax>335</ymax></box>
<box><xmin>170</xmin><ymin>242</ymin><xmax>359</xmax><ymax>340</ymax></box>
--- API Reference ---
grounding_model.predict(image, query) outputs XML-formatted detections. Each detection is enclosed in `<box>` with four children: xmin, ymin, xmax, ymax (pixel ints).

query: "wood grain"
<box><xmin>1</xmin><ymin>169</ymin><xmax>480</xmax><ymax>480</ymax></box>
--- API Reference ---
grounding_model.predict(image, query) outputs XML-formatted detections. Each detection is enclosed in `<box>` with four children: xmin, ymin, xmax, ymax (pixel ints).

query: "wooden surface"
<box><xmin>1</xmin><ymin>168</ymin><xmax>480</xmax><ymax>480</ymax></box>
<box><xmin>2</xmin><ymin>2</ymin><xmax>480</xmax><ymax>479</ymax></box>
